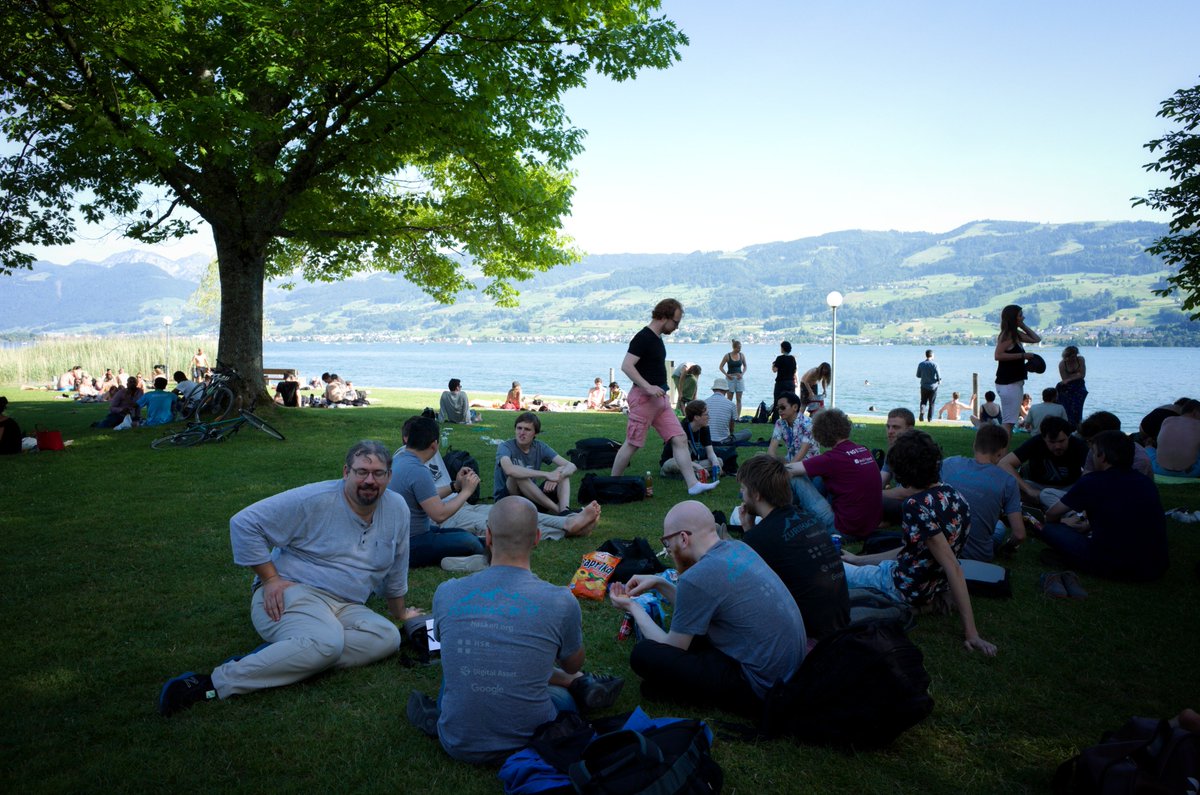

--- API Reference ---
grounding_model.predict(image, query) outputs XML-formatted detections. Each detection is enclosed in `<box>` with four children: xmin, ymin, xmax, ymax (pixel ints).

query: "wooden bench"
<box><xmin>262</xmin><ymin>368</ymin><xmax>299</xmax><ymax>385</ymax></box>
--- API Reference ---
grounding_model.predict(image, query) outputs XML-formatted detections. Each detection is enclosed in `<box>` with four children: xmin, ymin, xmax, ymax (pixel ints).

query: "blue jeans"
<box><xmin>842</xmin><ymin>559</ymin><xmax>902</xmax><ymax>601</ymax></box>
<box><xmin>410</xmin><ymin>527</ymin><xmax>484</xmax><ymax>568</ymax></box>
<box><xmin>790</xmin><ymin>476</ymin><xmax>836</xmax><ymax>536</ymax></box>
<box><xmin>1147</xmin><ymin>446</ymin><xmax>1200</xmax><ymax>478</ymax></box>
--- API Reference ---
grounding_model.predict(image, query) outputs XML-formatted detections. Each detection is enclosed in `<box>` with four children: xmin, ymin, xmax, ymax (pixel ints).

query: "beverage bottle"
<box><xmin>644</xmin><ymin>471</ymin><xmax>654</xmax><ymax>498</ymax></box>
<box><xmin>616</xmin><ymin>613</ymin><xmax>634</xmax><ymax>641</ymax></box>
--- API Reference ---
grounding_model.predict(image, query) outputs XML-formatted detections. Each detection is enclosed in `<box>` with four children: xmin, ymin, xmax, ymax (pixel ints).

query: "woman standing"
<box><xmin>1057</xmin><ymin>345</ymin><xmax>1088</xmax><ymax>426</ymax></box>
<box><xmin>993</xmin><ymin>304</ymin><xmax>1041</xmax><ymax>434</ymax></box>
<box><xmin>719</xmin><ymin>339</ymin><xmax>748</xmax><ymax>417</ymax></box>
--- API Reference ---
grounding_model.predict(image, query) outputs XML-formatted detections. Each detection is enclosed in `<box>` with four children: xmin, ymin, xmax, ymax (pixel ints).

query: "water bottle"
<box><xmin>644</xmin><ymin>471</ymin><xmax>654</xmax><ymax>498</ymax></box>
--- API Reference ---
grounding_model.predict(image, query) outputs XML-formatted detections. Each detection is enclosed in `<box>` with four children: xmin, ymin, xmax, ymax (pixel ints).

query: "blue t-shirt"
<box><xmin>940</xmin><ymin>457</ymin><xmax>1021</xmax><ymax>562</ymax></box>
<box><xmin>387</xmin><ymin>449</ymin><xmax>439</xmax><ymax>536</ymax></box>
<box><xmin>136</xmin><ymin>390</ymin><xmax>177</xmax><ymax>426</ymax></box>
<box><xmin>670</xmin><ymin>540</ymin><xmax>805</xmax><ymax>697</ymax></box>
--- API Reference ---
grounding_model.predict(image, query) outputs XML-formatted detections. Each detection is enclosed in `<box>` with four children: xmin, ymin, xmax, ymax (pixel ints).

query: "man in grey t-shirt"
<box><xmin>609</xmin><ymin>500</ymin><xmax>805</xmax><ymax>716</ymax></box>
<box><xmin>493</xmin><ymin>412</ymin><xmax>577</xmax><ymax>514</ymax></box>
<box><xmin>158</xmin><ymin>440</ymin><xmax>418</xmax><ymax>716</ymax></box>
<box><xmin>431</xmin><ymin>497</ymin><xmax>622</xmax><ymax>763</ymax></box>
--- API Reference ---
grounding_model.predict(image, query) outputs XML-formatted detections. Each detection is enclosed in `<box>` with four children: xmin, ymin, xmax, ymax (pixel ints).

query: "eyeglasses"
<box><xmin>660</xmin><ymin>530</ymin><xmax>690</xmax><ymax>550</ymax></box>
<box><xmin>351</xmin><ymin>468</ymin><xmax>389</xmax><ymax>480</ymax></box>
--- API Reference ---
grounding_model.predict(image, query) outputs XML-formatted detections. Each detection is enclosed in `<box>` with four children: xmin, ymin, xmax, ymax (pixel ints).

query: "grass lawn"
<box><xmin>2</xmin><ymin>388</ymin><xmax>1198</xmax><ymax>794</ymax></box>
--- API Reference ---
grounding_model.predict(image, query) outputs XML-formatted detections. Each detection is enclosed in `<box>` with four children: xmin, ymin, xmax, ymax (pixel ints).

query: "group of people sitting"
<box><xmin>301</xmin><ymin>372</ymin><xmax>368</xmax><ymax>408</ymax></box>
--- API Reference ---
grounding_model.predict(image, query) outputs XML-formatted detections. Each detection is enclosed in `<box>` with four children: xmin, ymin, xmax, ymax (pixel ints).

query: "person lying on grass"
<box><xmin>158</xmin><ymin>440</ymin><xmax>419</xmax><ymax>716</ymax></box>
<box><xmin>840</xmin><ymin>430</ymin><xmax>998</xmax><ymax>656</ymax></box>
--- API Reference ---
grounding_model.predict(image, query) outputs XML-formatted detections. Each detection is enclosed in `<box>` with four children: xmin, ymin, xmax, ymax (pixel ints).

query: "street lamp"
<box><xmin>163</xmin><ymin>316</ymin><xmax>173</xmax><ymax>374</ymax></box>
<box><xmin>825</xmin><ymin>291</ymin><xmax>843</xmax><ymax>408</ymax></box>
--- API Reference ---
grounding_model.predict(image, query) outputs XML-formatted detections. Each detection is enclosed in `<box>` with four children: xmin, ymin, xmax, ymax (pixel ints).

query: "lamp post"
<box><xmin>163</xmin><ymin>316</ymin><xmax>173</xmax><ymax>374</ymax></box>
<box><xmin>825</xmin><ymin>291</ymin><xmax>843</xmax><ymax>408</ymax></box>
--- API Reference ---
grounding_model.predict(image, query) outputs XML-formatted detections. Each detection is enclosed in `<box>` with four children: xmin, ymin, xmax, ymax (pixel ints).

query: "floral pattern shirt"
<box><xmin>771</xmin><ymin>416</ymin><xmax>817</xmax><ymax>461</ymax></box>
<box><xmin>891</xmin><ymin>484</ymin><xmax>969</xmax><ymax>606</ymax></box>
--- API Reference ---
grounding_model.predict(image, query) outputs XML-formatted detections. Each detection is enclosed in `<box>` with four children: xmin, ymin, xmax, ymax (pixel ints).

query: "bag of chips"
<box><xmin>569</xmin><ymin>551</ymin><xmax>622</xmax><ymax>601</ymax></box>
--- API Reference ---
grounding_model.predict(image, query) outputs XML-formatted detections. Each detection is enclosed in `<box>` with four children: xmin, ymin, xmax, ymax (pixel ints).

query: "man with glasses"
<box><xmin>608</xmin><ymin>501</ymin><xmax>804</xmax><ymax>716</ymax></box>
<box><xmin>158</xmin><ymin>440</ymin><xmax>418</xmax><ymax>716</ymax></box>
<box><xmin>610</xmin><ymin>298</ymin><xmax>718</xmax><ymax>496</ymax></box>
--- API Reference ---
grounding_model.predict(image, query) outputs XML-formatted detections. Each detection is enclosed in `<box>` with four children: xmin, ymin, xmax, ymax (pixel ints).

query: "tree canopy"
<box><xmin>1135</xmin><ymin>78</ymin><xmax>1200</xmax><ymax>319</ymax></box>
<box><xmin>0</xmin><ymin>0</ymin><xmax>686</xmax><ymax>397</ymax></box>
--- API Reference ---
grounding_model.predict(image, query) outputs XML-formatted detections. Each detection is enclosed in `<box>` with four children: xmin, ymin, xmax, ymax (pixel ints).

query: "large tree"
<box><xmin>0</xmin><ymin>0</ymin><xmax>685</xmax><ymax>401</ymax></box>
<box><xmin>1135</xmin><ymin>78</ymin><xmax>1200</xmax><ymax>319</ymax></box>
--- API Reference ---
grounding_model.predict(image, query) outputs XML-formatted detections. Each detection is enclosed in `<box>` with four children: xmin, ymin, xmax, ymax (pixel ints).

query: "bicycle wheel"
<box><xmin>240</xmin><ymin>410</ymin><xmax>286</xmax><ymax>441</ymax></box>
<box><xmin>151</xmin><ymin>429</ymin><xmax>208</xmax><ymax>450</ymax></box>
<box><xmin>197</xmin><ymin>387</ymin><xmax>235</xmax><ymax>421</ymax></box>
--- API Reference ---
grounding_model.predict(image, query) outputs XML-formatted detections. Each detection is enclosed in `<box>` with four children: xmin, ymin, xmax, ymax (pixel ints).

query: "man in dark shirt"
<box><xmin>737</xmin><ymin>453</ymin><xmax>848</xmax><ymax>641</ymax></box>
<box><xmin>770</xmin><ymin>340</ymin><xmax>798</xmax><ymax>423</ymax></box>
<box><xmin>998</xmin><ymin>415</ymin><xmax>1088</xmax><ymax>508</ymax></box>
<box><xmin>1042</xmin><ymin>431</ymin><xmax>1168</xmax><ymax>582</ymax></box>
<box><xmin>610</xmin><ymin>298</ymin><xmax>716</xmax><ymax>496</ymax></box>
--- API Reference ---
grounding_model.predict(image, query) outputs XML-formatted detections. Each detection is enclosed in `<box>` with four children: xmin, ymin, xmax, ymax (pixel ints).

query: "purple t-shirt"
<box><xmin>801</xmin><ymin>440</ymin><xmax>882</xmax><ymax>538</ymax></box>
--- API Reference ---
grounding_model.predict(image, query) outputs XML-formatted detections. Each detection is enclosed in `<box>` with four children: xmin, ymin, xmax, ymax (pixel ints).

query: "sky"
<box><xmin>22</xmin><ymin>0</ymin><xmax>1200</xmax><ymax>263</ymax></box>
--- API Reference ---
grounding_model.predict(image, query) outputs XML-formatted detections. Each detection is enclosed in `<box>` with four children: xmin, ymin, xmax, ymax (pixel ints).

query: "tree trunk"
<box><xmin>213</xmin><ymin>226</ymin><xmax>270</xmax><ymax>410</ymax></box>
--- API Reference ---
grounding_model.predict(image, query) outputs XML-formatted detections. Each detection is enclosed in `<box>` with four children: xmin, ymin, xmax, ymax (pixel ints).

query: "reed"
<box><xmin>0</xmin><ymin>334</ymin><xmax>217</xmax><ymax>385</ymax></box>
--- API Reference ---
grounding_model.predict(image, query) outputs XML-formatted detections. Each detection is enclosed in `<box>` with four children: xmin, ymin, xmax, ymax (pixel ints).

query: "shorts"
<box><xmin>625</xmin><ymin>386</ymin><xmax>683</xmax><ymax>448</ymax></box>
<box><xmin>995</xmin><ymin>382</ymin><xmax>1024</xmax><ymax>426</ymax></box>
<box><xmin>726</xmin><ymin>375</ymin><xmax>744</xmax><ymax>393</ymax></box>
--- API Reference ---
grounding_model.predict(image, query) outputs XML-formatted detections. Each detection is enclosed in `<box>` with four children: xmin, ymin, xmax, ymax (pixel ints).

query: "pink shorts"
<box><xmin>625</xmin><ymin>386</ymin><xmax>684</xmax><ymax>448</ymax></box>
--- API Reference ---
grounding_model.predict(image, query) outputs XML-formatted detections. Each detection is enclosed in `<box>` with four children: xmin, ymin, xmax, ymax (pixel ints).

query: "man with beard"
<box><xmin>158</xmin><ymin>440</ymin><xmax>418</xmax><ymax>716</ymax></box>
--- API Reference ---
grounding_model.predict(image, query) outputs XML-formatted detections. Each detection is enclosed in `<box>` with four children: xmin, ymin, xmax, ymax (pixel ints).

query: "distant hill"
<box><xmin>3</xmin><ymin>220</ymin><xmax>1198</xmax><ymax>345</ymax></box>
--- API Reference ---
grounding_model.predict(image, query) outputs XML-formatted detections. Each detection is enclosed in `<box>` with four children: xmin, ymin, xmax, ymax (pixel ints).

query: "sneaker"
<box><xmin>569</xmin><ymin>673</ymin><xmax>625</xmax><ymax>711</ymax></box>
<box><xmin>1039</xmin><ymin>572</ymin><xmax>1068</xmax><ymax>599</ymax></box>
<box><xmin>158</xmin><ymin>671</ymin><xmax>217</xmax><ymax>717</ymax></box>
<box><xmin>440</xmin><ymin>554</ymin><xmax>487</xmax><ymax>573</ymax></box>
<box><xmin>687</xmin><ymin>480</ymin><xmax>718</xmax><ymax>496</ymax></box>
<box><xmin>1059</xmin><ymin>571</ymin><xmax>1089</xmax><ymax>599</ymax></box>
<box><xmin>406</xmin><ymin>690</ymin><xmax>440</xmax><ymax>737</ymax></box>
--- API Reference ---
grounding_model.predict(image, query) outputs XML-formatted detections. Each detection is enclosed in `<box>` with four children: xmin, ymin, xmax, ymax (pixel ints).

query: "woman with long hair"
<box><xmin>1057</xmin><ymin>345</ymin><xmax>1088</xmax><ymax>426</ymax></box>
<box><xmin>993</xmin><ymin>304</ymin><xmax>1041</xmax><ymax>433</ymax></box>
<box><xmin>719</xmin><ymin>339</ymin><xmax>748</xmax><ymax>416</ymax></box>
<box><xmin>800</xmin><ymin>361</ymin><xmax>832</xmax><ymax>413</ymax></box>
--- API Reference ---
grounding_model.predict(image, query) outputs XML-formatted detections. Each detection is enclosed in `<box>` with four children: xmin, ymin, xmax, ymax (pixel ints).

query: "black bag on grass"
<box><xmin>598</xmin><ymin>538</ymin><xmax>666</xmax><ymax>583</ymax></box>
<box><xmin>752</xmin><ymin>401</ymin><xmax>770</xmax><ymax>423</ymax></box>
<box><xmin>569</xmin><ymin>720</ymin><xmax>723</xmax><ymax>795</ymax></box>
<box><xmin>848</xmin><ymin>588</ymin><xmax>915</xmax><ymax>632</ymax></box>
<box><xmin>568</xmin><ymin>438</ymin><xmax>623</xmax><ymax>470</ymax></box>
<box><xmin>443</xmin><ymin>449</ymin><xmax>482</xmax><ymax>505</ymax></box>
<box><xmin>579</xmin><ymin>473</ymin><xmax>645</xmax><ymax>505</ymax></box>
<box><xmin>761</xmin><ymin>620</ymin><xmax>933</xmax><ymax>749</ymax></box>
<box><xmin>960</xmin><ymin>559</ymin><xmax>1013</xmax><ymax>599</ymax></box>
<box><xmin>1053</xmin><ymin>716</ymin><xmax>1200</xmax><ymax>794</ymax></box>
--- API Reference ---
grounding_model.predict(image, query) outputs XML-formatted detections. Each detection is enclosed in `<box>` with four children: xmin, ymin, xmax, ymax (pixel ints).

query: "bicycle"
<box><xmin>151</xmin><ymin>408</ymin><xmax>285</xmax><ymax>449</ymax></box>
<box><xmin>183</xmin><ymin>363</ymin><xmax>241</xmax><ymax>421</ymax></box>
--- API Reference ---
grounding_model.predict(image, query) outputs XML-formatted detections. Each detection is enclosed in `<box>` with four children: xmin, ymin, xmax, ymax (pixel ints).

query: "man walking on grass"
<box><xmin>611</xmin><ymin>298</ymin><xmax>717</xmax><ymax>496</ymax></box>
<box><xmin>158</xmin><ymin>440</ymin><xmax>419</xmax><ymax>716</ymax></box>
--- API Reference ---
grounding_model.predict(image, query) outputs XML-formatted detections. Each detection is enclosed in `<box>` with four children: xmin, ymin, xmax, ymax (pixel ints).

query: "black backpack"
<box><xmin>579</xmin><ymin>473</ymin><xmax>646</xmax><ymax>505</ymax></box>
<box><xmin>569</xmin><ymin>721</ymin><xmax>723</xmax><ymax>795</ymax></box>
<box><xmin>443</xmin><ymin>449</ymin><xmax>481</xmax><ymax>505</ymax></box>
<box><xmin>761</xmin><ymin>620</ymin><xmax>933</xmax><ymax>749</ymax></box>
<box><xmin>598</xmin><ymin>538</ymin><xmax>667</xmax><ymax>583</ymax></box>
<box><xmin>568</xmin><ymin>438</ymin><xmax>623</xmax><ymax>470</ymax></box>
<box><xmin>1053</xmin><ymin>716</ymin><xmax>1200</xmax><ymax>794</ymax></box>
<box><xmin>751</xmin><ymin>401</ymin><xmax>770</xmax><ymax>424</ymax></box>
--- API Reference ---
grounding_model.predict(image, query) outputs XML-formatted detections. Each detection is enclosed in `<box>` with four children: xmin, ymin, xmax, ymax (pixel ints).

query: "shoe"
<box><xmin>569</xmin><ymin>673</ymin><xmax>625</xmax><ymax>711</ymax></box>
<box><xmin>158</xmin><ymin>671</ymin><xmax>216</xmax><ymax>717</ymax></box>
<box><xmin>687</xmin><ymin>480</ymin><xmax>718</xmax><ymax>496</ymax></box>
<box><xmin>1059</xmin><ymin>571</ymin><xmax>1089</xmax><ymax>599</ymax></box>
<box><xmin>440</xmin><ymin>554</ymin><xmax>487</xmax><ymax>573</ymax></box>
<box><xmin>406</xmin><ymin>690</ymin><xmax>440</xmax><ymax>737</ymax></box>
<box><xmin>1039</xmin><ymin>572</ymin><xmax>1068</xmax><ymax>599</ymax></box>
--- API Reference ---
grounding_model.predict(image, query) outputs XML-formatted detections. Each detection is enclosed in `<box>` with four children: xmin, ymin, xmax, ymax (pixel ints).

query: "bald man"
<box><xmin>431</xmin><ymin>496</ymin><xmax>623</xmax><ymax>764</ymax></box>
<box><xmin>609</xmin><ymin>500</ymin><xmax>805</xmax><ymax>716</ymax></box>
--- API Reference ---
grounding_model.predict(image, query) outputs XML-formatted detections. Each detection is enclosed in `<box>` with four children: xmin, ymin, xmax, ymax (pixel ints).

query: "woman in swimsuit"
<box><xmin>719</xmin><ymin>339</ymin><xmax>748</xmax><ymax>417</ymax></box>
<box><xmin>970</xmin><ymin>390</ymin><xmax>1003</xmax><ymax>427</ymax></box>
<box><xmin>501</xmin><ymin>381</ymin><xmax>523</xmax><ymax>410</ymax></box>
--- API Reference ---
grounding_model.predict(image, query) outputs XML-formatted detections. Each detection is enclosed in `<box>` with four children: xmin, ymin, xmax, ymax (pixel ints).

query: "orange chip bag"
<box><xmin>569</xmin><ymin>551</ymin><xmax>622</xmax><ymax>601</ymax></box>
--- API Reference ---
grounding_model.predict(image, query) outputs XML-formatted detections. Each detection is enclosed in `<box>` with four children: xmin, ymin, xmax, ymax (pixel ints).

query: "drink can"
<box><xmin>697</xmin><ymin>468</ymin><xmax>709</xmax><ymax>484</ymax></box>
<box><xmin>831</xmin><ymin>534</ymin><xmax>843</xmax><ymax>555</ymax></box>
<box><xmin>711</xmin><ymin>465</ymin><xmax>719</xmax><ymax>482</ymax></box>
<box><xmin>616</xmin><ymin>613</ymin><xmax>634</xmax><ymax>641</ymax></box>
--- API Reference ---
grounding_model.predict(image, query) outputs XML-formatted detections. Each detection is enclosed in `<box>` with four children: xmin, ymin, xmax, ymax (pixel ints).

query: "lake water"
<box><xmin>264</xmin><ymin>340</ymin><xmax>1200</xmax><ymax>428</ymax></box>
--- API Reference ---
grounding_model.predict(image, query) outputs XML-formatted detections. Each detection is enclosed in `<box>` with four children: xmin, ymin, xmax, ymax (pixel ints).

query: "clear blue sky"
<box><xmin>27</xmin><ymin>0</ymin><xmax>1200</xmax><ymax>263</ymax></box>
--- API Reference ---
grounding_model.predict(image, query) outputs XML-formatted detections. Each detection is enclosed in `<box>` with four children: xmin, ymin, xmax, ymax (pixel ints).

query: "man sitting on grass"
<box><xmin>659</xmin><ymin>400</ymin><xmax>722</xmax><ymax>481</ymax></box>
<box><xmin>439</xmin><ymin>378</ymin><xmax>471</xmax><ymax>424</ymax></box>
<box><xmin>941</xmin><ymin>423</ymin><xmax>1025</xmax><ymax>562</ymax></box>
<box><xmin>494</xmin><ymin>412</ymin><xmax>578</xmax><ymax>515</ymax></box>
<box><xmin>136</xmin><ymin>376</ymin><xmax>178</xmax><ymax>427</ymax></box>
<box><xmin>1020</xmin><ymin>388</ymin><xmax>1068</xmax><ymax>436</ymax></box>
<box><xmin>841</xmin><ymin>430</ymin><xmax>997</xmax><ymax>656</ymax></box>
<box><xmin>998</xmin><ymin>415</ymin><xmax>1087</xmax><ymax>508</ymax></box>
<box><xmin>425</xmin><ymin>496</ymin><xmax>622</xmax><ymax>764</ymax></box>
<box><xmin>737</xmin><ymin>454</ymin><xmax>849</xmax><ymax>642</ymax></box>
<box><xmin>608</xmin><ymin>501</ymin><xmax>805</xmax><ymax>716</ymax></box>
<box><xmin>878</xmin><ymin>407</ymin><xmax>916</xmax><ymax>524</ymax></box>
<box><xmin>786</xmin><ymin>408</ymin><xmax>882</xmax><ymax>540</ymax></box>
<box><xmin>1041</xmin><ymin>430</ymin><xmax>1168</xmax><ymax>582</ymax></box>
<box><xmin>1149</xmin><ymin>398</ymin><xmax>1200</xmax><ymax>478</ymax></box>
<box><xmin>158</xmin><ymin>441</ymin><xmax>418</xmax><ymax>716</ymax></box>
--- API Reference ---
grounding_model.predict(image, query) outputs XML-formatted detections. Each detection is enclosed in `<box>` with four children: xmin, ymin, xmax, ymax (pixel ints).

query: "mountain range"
<box><xmin>3</xmin><ymin>220</ymin><xmax>1197</xmax><ymax>345</ymax></box>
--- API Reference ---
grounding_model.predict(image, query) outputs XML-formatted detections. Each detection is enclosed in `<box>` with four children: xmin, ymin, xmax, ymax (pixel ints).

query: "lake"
<box><xmin>264</xmin><ymin>340</ymin><xmax>1200</xmax><ymax>428</ymax></box>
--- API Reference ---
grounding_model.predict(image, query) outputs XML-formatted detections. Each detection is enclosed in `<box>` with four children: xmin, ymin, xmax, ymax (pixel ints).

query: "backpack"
<box><xmin>1053</xmin><ymin>716</ymin><xmax>1200</xmax><ymax>794</ymax></box>
<box><xmin>598</xmin><ymin>538</ymin><xmax>667</xmax><ymax>583</ymax></box>
<box><xmin>579</xmin><ymin>473</ymin><xmax>646</xmax><ymax>505</ymax></box>
<box><xmin>569</xmin><ymin>721</ymin><xmax>723</xmax><ymax>795</ymax></box>
<box><xmin>711</xmin><ymin>446</ymin><xmax>738</xmax><ymax>475</ymax></box>
<box><xmin>568</xmin><ymin>438</ymin><xmax>623</xmax><ymax>470</ymax></box>
<box><xmin>847</xmin><ymin>588</ymin><xmax>915</xmax><ymax>632</ymax></box>
<box><xmin>761</xmin><ymin>620</ymin><xmax>933</xmax><ymax>749</ymax></box>
<box><xmin>443</xmin><ymin>449</ymin><xmax>481</xmax><ymax>505</ymax></box>
<box><xmin>859</xmin><ymin>530</ymin><xmax>904</xmax><ymax>556</ymax></box>
<box><xmin>751</xmin><ymin>401</ymin><xmax>770</xmax><ymax>424</ymax></box>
